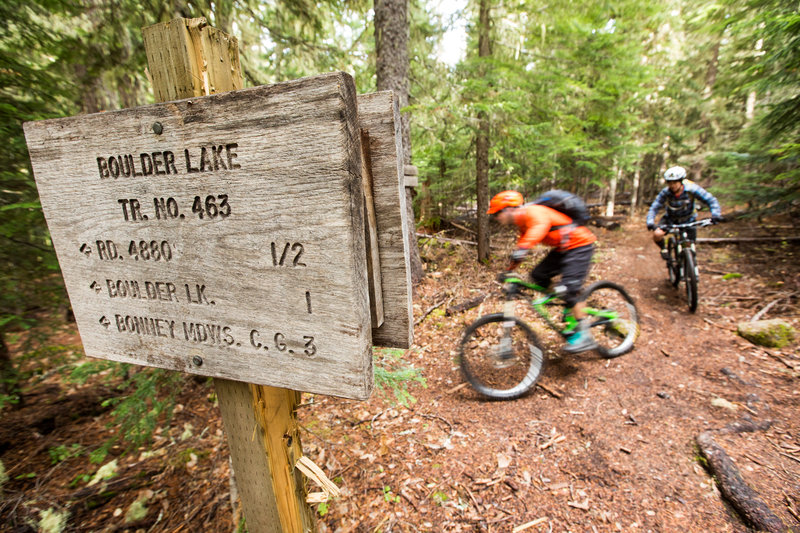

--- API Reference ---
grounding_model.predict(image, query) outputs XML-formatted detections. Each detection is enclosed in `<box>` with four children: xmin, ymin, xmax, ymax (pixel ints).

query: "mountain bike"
<box><xmin>659</xmin><ymin>218</ymin><xmax>715</xmax><ymax>313</ymax></box>
<box><xmin>458</xmin><ymin>277</ymin><xmax>639</xmax><ymax>400</ymax></box>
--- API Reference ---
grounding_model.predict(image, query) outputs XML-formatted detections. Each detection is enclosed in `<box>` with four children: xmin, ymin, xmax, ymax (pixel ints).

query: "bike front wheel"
<box><xmin>579</xmin><ymin>281</ymin><xmax>639</xmax><ymax>358</ymax></box>
<box><xmin>667</xmin><ymin>238</ymin><xmax>681</xmax><ymax>287</ymax></box>
<box><xmin>459</xmin><ymin>313</ymin><xmax>546</xmax><ymax>400</ymax></box>
<box><xmin>684</xmin><ymin>250</ymin><xmax>698</xmax><ymax>312</ymax></box>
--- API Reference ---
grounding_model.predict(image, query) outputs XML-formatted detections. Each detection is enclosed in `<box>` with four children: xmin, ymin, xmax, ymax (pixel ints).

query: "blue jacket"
<box><xmin>646</xmin><ymin>180</ymin><xmax>721</xmax><ymax>226</ymax></box>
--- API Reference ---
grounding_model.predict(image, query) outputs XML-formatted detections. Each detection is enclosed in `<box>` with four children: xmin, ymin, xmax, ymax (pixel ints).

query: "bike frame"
<box><xmin>659</xmin><ymin>219</ymin><xmax>713</xmax><ymax>273</ymax></box>
<box><xmin>500</xmin><ymin>277</ymin><xmax>620</xmax><ymax>339</ymax></box>
<box><xmin>659</xmin><ymin>218</ymin><xmax>714</xmax><ymax>312</ymax></box>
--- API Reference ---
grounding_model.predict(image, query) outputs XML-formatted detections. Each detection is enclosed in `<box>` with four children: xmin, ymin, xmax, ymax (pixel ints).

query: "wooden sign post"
<box><xmin>23</xmin><ymin>17</ymin><xmax>412</xmax><ymax>533</ymax></box>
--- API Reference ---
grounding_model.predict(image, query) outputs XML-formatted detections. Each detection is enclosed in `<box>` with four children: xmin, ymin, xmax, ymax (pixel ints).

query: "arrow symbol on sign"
<box><xmin>90</xmin><ymin>281</ymin><xmax>101</xmax><ymax>294</ymax></box>
<box><xmin>99</xmin><ymin>316</ymin><xmax>110</xmax><ymax>328</ymax></box>
<box><xmin>80</xmin><ymin>243</ymin><xmax>92</xmax><ymax>257</ymax></box>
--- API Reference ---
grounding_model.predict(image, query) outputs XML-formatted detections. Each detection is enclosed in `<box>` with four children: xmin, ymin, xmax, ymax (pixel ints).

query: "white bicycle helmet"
<box><xmin>664</xmin><ymin>166</ymin><xmax>687</xmax><ymax>182</ymax></box>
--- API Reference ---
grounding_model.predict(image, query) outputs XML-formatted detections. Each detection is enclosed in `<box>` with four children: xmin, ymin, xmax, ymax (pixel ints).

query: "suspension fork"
<box><xmin>503</xmin><ymin>298</ymin><xmax>516</xmax><ymax>320</ymax></box>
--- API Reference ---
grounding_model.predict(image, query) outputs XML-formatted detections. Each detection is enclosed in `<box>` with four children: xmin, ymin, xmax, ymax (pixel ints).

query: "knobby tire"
<box><xmin>667</xmin><ymin>238</ymin><xmax>681</xmax><ymax>287</ymax></box>
<box><xmin>684</xmin><ymin>250</ymin><xmax>698</xmax><ymax>312</ymax></box>
<box><xmin>578</xmin><ymin>281</ymin><xmax>639</xmax><ymax>358</ymax></box>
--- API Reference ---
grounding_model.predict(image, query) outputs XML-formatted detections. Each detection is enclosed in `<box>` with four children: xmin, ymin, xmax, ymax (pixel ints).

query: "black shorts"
<box><xmin>530</xmin><ymin>243</ymin><xmax>594</xmax><ymax>307</ymax></box>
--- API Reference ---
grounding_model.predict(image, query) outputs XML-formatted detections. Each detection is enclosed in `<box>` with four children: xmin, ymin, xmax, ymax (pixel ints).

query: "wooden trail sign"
<box><xmin>358</xmin><ymin>92</ymin><xmax>413</xmax><ymax>348</ymax></box>
<box><xmin>24</xmin><ymin>16</ymin><xmax>413</xmax><ymax>533</ymax></box>
<box><xmin>23</xmin><ymin>72</ymin><xmax>375</xmax><ymax>400</ymax></box>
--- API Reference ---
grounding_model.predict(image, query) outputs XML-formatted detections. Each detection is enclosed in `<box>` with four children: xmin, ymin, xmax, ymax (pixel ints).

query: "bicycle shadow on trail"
<box><xmin>640</xmin><ymin>278</ymin><xmax>688</xmax><ymax>309</ymax></box>
<box><xmin>543</xmin><ymin>353</ymin><xmax>582</xmax><ymax>380</ymax></box>
<box><xmin>545</xmin><ymin>348</ymin><xmax>622</xmax><ymax>381</ymax></box>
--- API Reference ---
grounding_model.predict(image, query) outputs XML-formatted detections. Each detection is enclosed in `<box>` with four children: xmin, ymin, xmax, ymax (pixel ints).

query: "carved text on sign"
<box><xmin>24</xmin><ymin>73</ymin><xmax>373</xmax><ymax>399</ymax></box>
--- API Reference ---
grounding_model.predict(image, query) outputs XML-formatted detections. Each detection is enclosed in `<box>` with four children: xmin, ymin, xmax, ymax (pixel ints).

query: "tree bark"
<box><xmin>375</xmin><ymin>0</ymin><xmax>424</xmax><ymax>285</ymax></box>
<box><xmin>693</xmin><ymin>39</ymin><xmax>722</xmax><ymax>182</ymax></box>
<box><xmin>605</xmin><ymin>159</ymin><xmax>620</xmax><ymax>217</ymax></box>
<box><xmin>475</xmin><ymin>0</ymin><xmax>491</xmax><ymax>263</ymax></box>
<box><xmin>696</xmin><ymin>430</ymin><xmax>789</xmax><ymax>533</ymax></box>
<box><xmin>630</xmin><ymin>158</ymin><xmax>641</xmax><ymax>216</ymax></box>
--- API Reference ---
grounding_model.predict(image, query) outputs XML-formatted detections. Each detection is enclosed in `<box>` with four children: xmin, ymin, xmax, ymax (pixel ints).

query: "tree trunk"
<box><xmin>475</xmin><ymin>0</ymin><xmax>491</xmax><ymax>263</ymax></box>
<box><xmin>745</xmin><ymin>39</ymin><xmax>762</xmax><ymax>125</ymax></box>
<box><xmin>605</xmin><ymin>160</ymin><xmax>620</xmax><ymax>217</ymax></box>
<box><xmin>693</xmin><ymin>39</ymin><xmax>722</xmax><ymax>182</ymax></box>
<box><xmin>630</xmin><ymin>158</ymin><xmax>641</xmax><ymax>216</ymax></box>
<box><xmin>658</xmin><ymin>136</ymin><xmax>670</xmax><ymax>184</ymax></box>
<box><xmin>375</xmin><ymin>0</ymin><xmax>424</xmax><ymax>285</ymax></box>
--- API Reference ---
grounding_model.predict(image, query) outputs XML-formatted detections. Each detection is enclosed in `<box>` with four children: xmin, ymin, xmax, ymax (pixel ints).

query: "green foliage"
<box><xmin>697</xmin><ymin>0</ymin><xmax>800</xmax><ymax>216</ymax></box>
<box><xmin>0</xmin><ymin>459</ymin><xmax>8</xmax><ymax>493</ymax></box>
<box><xmin>0</xmin><ymin>393</ymin><xmax>21</xmax><ymax>410</ymax></box>
<box><xmin>69</xmin><ymin>359</ymin><xmax>127</xmax><ymax>385</ymax></box>
<box><xmin>382</xmin><ymin>485</ymin><xmax>400</xmax><ymax>503</ymax></box>
<box><xmin>48</xmin><ymin>444</ymin><xmax>83</xmax><ymax>464</ymax></box>
<box><xmin>412</xmin><ymin>0</ymin><xmax>659</xmax><ymax>220</ymax></box>
<box><xmin>431</xmin><ymin>490</ymin><xmax>449</xmax><ymax>505</ymax></box>
<box><xmin>88</xmin><ymin>366</ymin><xmax>184</xmax><ymax>462</ymax></box>
<box><xmin>373</xmin><ymin>348</ymin><xmax>426</xmax><ymax>408</ymax></box>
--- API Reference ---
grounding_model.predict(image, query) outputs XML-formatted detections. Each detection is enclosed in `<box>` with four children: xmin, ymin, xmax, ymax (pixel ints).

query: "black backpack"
<box><xmin>529</xmin><ymin>189</ymin><xmax>590</xmax><ymax>226</ymax></box>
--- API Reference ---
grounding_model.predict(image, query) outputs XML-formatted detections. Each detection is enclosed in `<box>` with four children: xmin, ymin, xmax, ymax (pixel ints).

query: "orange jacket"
<box><xmin>511</xmin><ymin>204</ymin><xmax>596</xmax><ymax>251</ymax></box>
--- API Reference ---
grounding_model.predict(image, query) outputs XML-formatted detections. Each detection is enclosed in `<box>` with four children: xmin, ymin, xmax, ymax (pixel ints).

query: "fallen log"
<box><xmin>696</xmin><ymin>427</ymin><xmax>789</xmax><ymax>533</ymax></box>
<box><xmin>414</xmin><ymin>296</ymin><xmax>453</xmax><ymax>326</ymax></box>
<box><xmin>590</xmin><ymin>217</ymin><xmax>622</xmax><ymax>230</ymax></box>
<box><xmin>416</xmin><ymin>232</ymin><xmax>503</xmax><ymax>249</ymax></box>
<box><xmin>446</xmin><ymin>295</ymin><xmax>486</xmax><ymax>316</ymax></box>
<box><xmin>697</xmin><ymin>236</ymin><xmax>800</xmax><ymax>244</ymax></box>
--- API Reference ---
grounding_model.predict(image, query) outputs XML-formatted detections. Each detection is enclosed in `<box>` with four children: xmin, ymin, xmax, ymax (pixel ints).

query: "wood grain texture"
<box><xmin>24</xmin><ymin>72</ymin><xmax>374</xmax><ymax>400</ymax></box>
<box><xmin>357</xmin><ymin>91</ymin><xmax>413</xmax><ymax>348</ymax></box>
<box><xmin>216</xmin><ymin>379</ymin><xmax>314</xmax><ymax>533</ymax></box>
<box><xmin>359</xmin><ymin>129</ymin><xmax>384</xmax><ymax>329</ymax></box>
<box><xmin>143</xmin><ymin>18</ymin><xmax>243</xmax><ymax>101</ymax></box>
<box><xmin>215</xmin><ymin>379</ymin><xmax>283</xmax><ymax>533</ymax></box>
<box><xmin>141</xmin><ymin>20</ymin><xmax>314</xmax><ymax>533</ymax></box>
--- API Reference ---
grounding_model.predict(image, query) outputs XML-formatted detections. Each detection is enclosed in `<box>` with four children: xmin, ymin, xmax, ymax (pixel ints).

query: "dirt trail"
<box><xmin>1</xmin><ymin>218</ymin><xmax>798</xmax><ymax>533</ymax></box>
<box><xmin>299</xmin><ymin>220</ymin><xmax>799</xmax><ymax>532</ymax></box>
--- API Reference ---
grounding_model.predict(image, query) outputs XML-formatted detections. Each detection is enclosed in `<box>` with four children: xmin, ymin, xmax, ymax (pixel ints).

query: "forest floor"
<box><xmin>1</xmin><ymin>214</ymin><xmax>799</xmax><ymax>533</ymax></box>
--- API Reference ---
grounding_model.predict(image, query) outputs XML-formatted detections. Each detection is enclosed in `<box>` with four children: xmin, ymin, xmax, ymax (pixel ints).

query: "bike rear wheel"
<box><xmin>684</xmin><ymin>250</ymin><xmax>698</xmax><ymax>312</ymax></box>
<box><xmin>459</xmin><ymin>313</ymin><xmax>546</xmax><ymax>400</ymax></box>
<box><xmin>579</xmin><ymin>281</ymin><xmax>639</xmax><ymax>358</ymax></box>
<box><xmin>667</xmin><ymin>238</ymin><xmax>680</xmax><ymax>287</ymax></box>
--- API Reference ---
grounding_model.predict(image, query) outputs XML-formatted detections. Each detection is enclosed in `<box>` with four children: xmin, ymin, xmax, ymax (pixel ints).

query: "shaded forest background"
<box><xmin>1</xmin><ymin>0</ymin><xmax>798</xmax><ymax>446</ymax></box>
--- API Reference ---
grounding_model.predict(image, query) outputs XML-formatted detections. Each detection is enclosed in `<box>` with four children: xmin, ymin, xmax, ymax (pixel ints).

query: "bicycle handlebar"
<box><xmin>658</xmin><ymin>218</ymin><xmax>715</xmax><ymax>231</ymax></box>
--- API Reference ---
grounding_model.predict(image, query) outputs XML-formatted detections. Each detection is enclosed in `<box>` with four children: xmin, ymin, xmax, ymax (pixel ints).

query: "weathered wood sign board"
<box><xmin>357</xmin><ymin>92</ymin><xmax>413</xmax><ymax>348</ymax></box>
<box><xmin>24</xmin><ymin>72</ymin><xmax>375</xmax><ymax>400</ymax></box>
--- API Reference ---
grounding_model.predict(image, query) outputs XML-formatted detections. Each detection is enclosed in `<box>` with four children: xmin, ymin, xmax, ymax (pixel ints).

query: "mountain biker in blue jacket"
<box><xmin>646</xmin><ymin>166</ymin><xmax>722</xmax><ymax>258</ymax></box>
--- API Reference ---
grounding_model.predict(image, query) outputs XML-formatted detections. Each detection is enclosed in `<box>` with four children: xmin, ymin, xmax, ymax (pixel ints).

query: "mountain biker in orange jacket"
<box><xmin>488</xmin><ymin>190</ymin><xmax>597</xmax><ymax>353</ymax></box>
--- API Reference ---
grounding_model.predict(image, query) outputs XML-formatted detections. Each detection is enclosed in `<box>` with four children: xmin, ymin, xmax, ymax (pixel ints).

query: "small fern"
<box><xmin>71</xmin><ymin>363</ymin><xmax>185</xmax><ymax>463</ymax></box>
<box><xmin>373</xmin><ymin>348</ymin><xmax>426</xmax><ymax>407</ymax></box>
